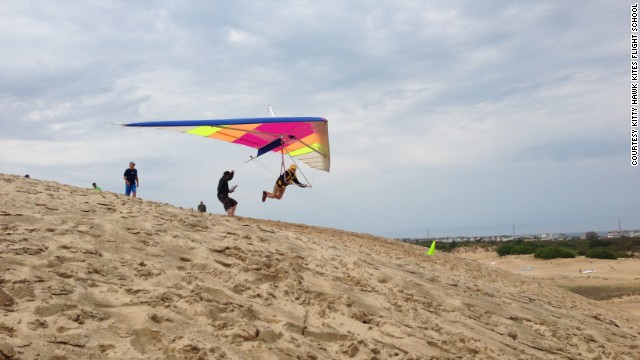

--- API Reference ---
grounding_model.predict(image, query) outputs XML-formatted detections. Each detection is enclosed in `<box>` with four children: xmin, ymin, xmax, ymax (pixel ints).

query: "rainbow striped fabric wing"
<box><xmin>121</xmin><ymin>117</ymin><xmax>330</xmax><ymax>172</ymax></box>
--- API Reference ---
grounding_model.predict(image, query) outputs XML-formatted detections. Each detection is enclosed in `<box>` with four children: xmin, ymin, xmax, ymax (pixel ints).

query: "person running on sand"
<box><xmin>217</xmin><ymin>170</ymin><xmax>237</xmax><ymax>216</ymax></box>
<box><xmin>262</xmin><ymin>164</ymin><xmax>307</xmax><ymax>202</ymax></box>
<box><xmin>123</xmin><ymin>161</ymin><xmax>139</xmax><ymax>198</ymax></box>
<box><xmin>92</xmin><ymin>182</ymin><xmax>102</xmax><ymax>191</ymax></box>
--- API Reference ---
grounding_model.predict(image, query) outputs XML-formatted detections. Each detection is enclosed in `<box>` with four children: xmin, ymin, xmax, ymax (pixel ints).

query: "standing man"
<box><xmin>217</xmin><ymin>170</ymin><xmax>237</xmax><ymax>216</ymax></box>
<box><xmin>123</xmin><ymin>161</ymin><xmax>139</xmax><ymax>198</ymax></box>
<box><xmin>197</xmin><ymin>201</ymin><xmax>207</xmax><ymax>212</ymax></box>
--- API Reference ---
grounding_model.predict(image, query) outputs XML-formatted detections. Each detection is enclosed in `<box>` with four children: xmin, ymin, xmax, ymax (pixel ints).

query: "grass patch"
<box><xmin>561</xmin><ymin>284</ymin><xmax>640</xmax><ymax>300</ymax></box>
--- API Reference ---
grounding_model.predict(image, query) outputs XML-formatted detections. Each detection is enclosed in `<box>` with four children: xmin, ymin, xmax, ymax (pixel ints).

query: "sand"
<box><xmin>0</xmin><ymin>173</ymin><xmax>639</xmax><ymax>359</ymax></box>
<box><xmin>454</xmin><ymin>249</ymin><xmax>640</xmax><ymax>317</ymax></box>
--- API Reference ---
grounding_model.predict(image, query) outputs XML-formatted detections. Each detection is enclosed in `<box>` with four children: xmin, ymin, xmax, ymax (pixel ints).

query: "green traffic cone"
<box><xmin>427</xmin><ymin>240</ymin><xmax>436</xmax><ymax>256</ymax></box>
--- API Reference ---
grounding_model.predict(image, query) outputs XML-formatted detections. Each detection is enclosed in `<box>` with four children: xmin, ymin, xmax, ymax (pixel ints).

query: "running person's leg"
<box><xmin>264</xmin><ymin>183</ymin><xmax>286</xmax><ymax>200</ymax></box>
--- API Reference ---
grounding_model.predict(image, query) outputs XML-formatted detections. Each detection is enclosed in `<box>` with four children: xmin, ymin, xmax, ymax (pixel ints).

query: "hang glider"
<box><xmin>119</xmin><ymin>117</ymin><xmax>330</xmax><ymax>172</ymax></box>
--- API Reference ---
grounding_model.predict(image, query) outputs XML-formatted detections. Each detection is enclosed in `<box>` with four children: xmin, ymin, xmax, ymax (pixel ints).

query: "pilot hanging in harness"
<box><xmin>262</xmin><ymin>164</ymin><xmax>307</xmax><ymax>202</ymax></box>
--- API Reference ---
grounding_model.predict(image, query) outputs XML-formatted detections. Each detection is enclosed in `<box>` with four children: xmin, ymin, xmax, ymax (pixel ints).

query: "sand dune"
<box><xmin>1</xmin><ymin>174</ymin><xmax>639</xmax><ymax>359</ymax></box>
<box><xmin>455</xmin><ymin>249</ymin><xmax>640</xmax><ymax>317</ymax></box>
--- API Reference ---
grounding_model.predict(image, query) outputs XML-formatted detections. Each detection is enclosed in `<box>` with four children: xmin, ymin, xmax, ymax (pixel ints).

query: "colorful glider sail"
<box><xmin>120</xmin><ymin>117</ymin><xmax>330</xmax><ymax>172</ymax></box>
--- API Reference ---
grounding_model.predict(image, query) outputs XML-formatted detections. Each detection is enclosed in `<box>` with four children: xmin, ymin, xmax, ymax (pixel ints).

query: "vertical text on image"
<box><xmin>633</xmin><ymin>3</ymin><xmax>638</xmax><ymax>32</ymax></box>
<box><xmin>631</xmin><ymin>129</ymin><xmax>638</xmax><ymax>167</ymax></box>
<box><xmin>632</xmin><ymin>4</ymin><xmax>638</xmax><ymax>166</ymax></box>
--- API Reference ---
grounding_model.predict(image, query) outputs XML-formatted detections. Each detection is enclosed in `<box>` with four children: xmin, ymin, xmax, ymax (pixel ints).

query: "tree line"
<box><xmin>417</xmin><ymin>236</ymin><xmax>640</xmax><ymax>260</ymax></box>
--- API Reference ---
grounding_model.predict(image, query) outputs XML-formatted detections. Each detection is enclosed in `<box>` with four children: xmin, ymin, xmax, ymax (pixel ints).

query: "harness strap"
<box><xmin>278</xmin><ymin>137</ymin><xmax>312</xmax><ymax>188</ymax></box>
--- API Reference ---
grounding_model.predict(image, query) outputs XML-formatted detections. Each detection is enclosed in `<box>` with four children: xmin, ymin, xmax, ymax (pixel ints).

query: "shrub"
<box><xmin>509</xmin><ymin>245</ymin><xmax>535</xmax><ymax>255</ymax></box>
<box><xmin>585</xmin><ymin>248</ymin><xmax>618</xmax><ymax>260</ymax></box>
<box><xmin>589</xmin><ymin>239</ymin><xmax>613</xmax><ymax>248</ymax></box>
<box><xmin>496</xmin><ymin>244</ymin><xmax>512</xmax><ymax>257</ymax></box>
<box><xmin>534</xmin><ymin>247</ymin><xmax>576</xmax><ymax>259</ymax></box>
<box><xmin>497</xmin><ymin>243</ymin><xmax>542</xmax><ymax>256</ymax></box>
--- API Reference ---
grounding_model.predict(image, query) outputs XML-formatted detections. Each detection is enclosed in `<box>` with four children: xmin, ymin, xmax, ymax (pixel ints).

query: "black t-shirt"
<box><xmin>124</xmin><ymin>168</ymin><xmax>138</xmax><ymax>183</ymax></box>
<box><xmin>217</xmin><ymin>172</ymin><xmax>234</xmax><ymax>196</ymax></box>
<box><xmin>277</xmin><ymin>170</ymin><xmax>301</xmax><ymax>187</ymax></box>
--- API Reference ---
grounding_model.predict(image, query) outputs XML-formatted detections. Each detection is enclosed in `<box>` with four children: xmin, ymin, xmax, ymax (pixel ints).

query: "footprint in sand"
<box><xmin>130</xmin><ymin>327</ymin><xmax>163</xmax><ymax>354</ymax></box>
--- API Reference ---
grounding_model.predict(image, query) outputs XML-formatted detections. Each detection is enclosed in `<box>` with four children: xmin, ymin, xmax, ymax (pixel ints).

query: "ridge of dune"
<box><xmin>0</xmin><ymin>173</ymin><xmax>639</xmax><ymax>359</ymax></box>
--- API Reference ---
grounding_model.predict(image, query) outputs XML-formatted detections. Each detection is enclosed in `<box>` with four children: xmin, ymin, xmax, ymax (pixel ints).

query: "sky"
<box><xmin>0</xmin><ymin>1</ymin><xmax>636</xmax><ymax>238</ymax></box>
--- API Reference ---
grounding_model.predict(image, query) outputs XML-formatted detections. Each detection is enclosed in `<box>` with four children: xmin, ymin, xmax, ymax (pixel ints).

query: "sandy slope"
<box><xmin>0</xmin><ymin>174</ymin><xmax>639</xmax><ymax>359</ymax></box>
<box><xmin>455</xmin><ymin>249</ymin><xmax>640</xmax><ymax>317</ymax></box>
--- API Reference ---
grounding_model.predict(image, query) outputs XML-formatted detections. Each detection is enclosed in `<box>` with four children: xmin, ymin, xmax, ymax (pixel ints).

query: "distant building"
<box><xmin>607</xmin><ymin>231</ymin><xmax>623</xmax><ymax>238</ymax></box>
<box><xmin>540</xmin><ymin>233</ymin><xmax>567</xmax><ymax>241</ymax></box>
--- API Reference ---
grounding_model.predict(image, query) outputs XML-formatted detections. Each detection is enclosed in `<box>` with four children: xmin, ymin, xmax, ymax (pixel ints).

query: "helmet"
<box><xmin>289</xmin><ymin>164</ymin><xmax>297</xmax><ymax>171</ymax></box>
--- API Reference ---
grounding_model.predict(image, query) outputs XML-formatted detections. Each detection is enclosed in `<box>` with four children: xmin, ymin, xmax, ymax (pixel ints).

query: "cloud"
<box><xmin>0</xmin><ymin>1</ymin><xmax>634</xmax><ymax>237</ymax></box>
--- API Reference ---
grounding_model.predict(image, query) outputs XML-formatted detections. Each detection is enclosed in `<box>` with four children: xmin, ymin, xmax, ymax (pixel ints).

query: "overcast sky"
<box><xmin>1</xmin><ymin>1</ymin><xmax>635</xmax><ymax>238</ymax></box>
